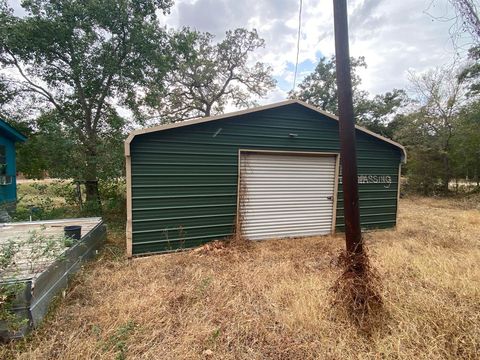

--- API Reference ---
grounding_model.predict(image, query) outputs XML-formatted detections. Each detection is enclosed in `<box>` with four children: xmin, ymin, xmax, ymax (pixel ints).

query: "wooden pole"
<box><xmin>333</xmin><ymin>0</ymin><xmax>363</xmax><ymax>257</ymax></box>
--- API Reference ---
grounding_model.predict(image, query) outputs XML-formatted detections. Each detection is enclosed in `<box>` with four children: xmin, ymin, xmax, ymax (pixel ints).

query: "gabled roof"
<box><xmin>125</xmin><ymin>99</ymin><xmax>406</xmax><ymax>162</ymax></box>
<box><xmin>0</xmin><ymin>118</ymin><xmax>27</xmax><ymax>142</ymax></box>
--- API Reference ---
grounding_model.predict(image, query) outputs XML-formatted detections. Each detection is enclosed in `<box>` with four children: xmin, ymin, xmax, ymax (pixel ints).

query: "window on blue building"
<box><xmin>0</xmin><ymin>145</ymin><xmax>6</xmax><ymax>176</ymax></box>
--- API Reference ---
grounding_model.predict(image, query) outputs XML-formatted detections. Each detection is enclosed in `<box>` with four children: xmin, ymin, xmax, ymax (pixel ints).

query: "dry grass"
<box><xmin>331</xmin><ymin>247</ymin><xmax>386</xmax><ymax>335</ymax></box>
<box><xmin>1</xmin><ymin>197</ymin><xmax>479</xmax><ymax>359</ymax></box>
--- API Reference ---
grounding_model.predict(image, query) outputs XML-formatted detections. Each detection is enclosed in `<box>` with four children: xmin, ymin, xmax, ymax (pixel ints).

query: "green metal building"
<box><xmin>125</xmin><ymin>100</ymin><xmax>406</xmax><ymax>257</ymax></box>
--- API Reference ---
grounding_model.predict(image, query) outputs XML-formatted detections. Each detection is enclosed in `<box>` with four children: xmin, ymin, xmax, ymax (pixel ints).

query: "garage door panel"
<box><xmin>245</xmin><ymin>170</ymin><xmax>335</xmax><ymax>175</ymax></box>
<box><xmin>247</xmin><ymin>228</ymin><xmax>332</xmax><ymax>240</ymax></box>
<box><xmin>246</xmin><ymin>223</ymin><xmax>333</xmax><ymax>232</ymax></box>
<box><xmin>245</xmin><ymin>172</ymin><xmax>335</xmax><ymax>177</ymax></box>
<box><xmin>241</xmin><ymin>179</ymin><xmax>336</xmax><ymax>184</ymax></box>
<box><xmin>244</xmin><ymin>162</ymin><xmax>336</xmax><ymax>168</ymax></box>
<box><xmin>243</xmin><ymin>209</ymin><xmax>332</xmax><ymax>218</ymax></box>
<box><xmin>246</xmin><ymin>186</ymin><xmax>334</xmax><ymax>192</ymax></box>
<box><xmin>246</xmin><ymin>157</ymin><xmax>336</xmax><ymax>165</ymax></box>
<box><xmin>244</xmin><ymin>219</ymin><xmax>334</xmax><ymax>228</ymax></box>
<box><xmin>243</xmin><ymin>201</ymin><xmax>333</xmax><ymax>208</ymax></box>
<box><xmin>240</xmin><ymin>152</ymin><xmax>337</xmax><ymax>240</ymax></box>
<box><xmin>243</xmin><ymin>202</ymin><xmax>330</xmax><ymax>211</ymax></box>
<box><xmin>244</xmin><ymin>202</ymin><xmax>333</xmax><ymax>210</ymax></box>
<box><xmin>246</xmin><ymin>222</ymin><xmax>334</xmax><ymax>230</ymax></box>
<box><xmin>243</xmin><ymin>193</ymin><xmax>334</xmax><ymax>200</ymax></box>
<box><xmin>244</xmin><ymin>211</ymin><xmax>334</xmax><ymax>222</ymax></box>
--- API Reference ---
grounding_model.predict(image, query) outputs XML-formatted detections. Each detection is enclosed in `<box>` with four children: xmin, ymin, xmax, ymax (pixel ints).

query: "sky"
<box><xmin>7</xmin><ymin>0</ymin><xmax>476</xmax><ymax>107</ymax></box>
<box><xmin>157</xmin><ymin>0</ymin><xmax>474</xmax><ymax>104</ymax></box>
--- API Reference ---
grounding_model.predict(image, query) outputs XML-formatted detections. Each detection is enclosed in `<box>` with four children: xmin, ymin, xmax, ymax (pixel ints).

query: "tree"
<box><xmin>13</xmin><ymin>110</ymin><xmax>125</xmax><ymax>182</ymax></box>
<box><xmin>459</xmin><ymin>45</ymin><xmax>480</xmax><ymax>96</ymax></box>
<box><xmin>450</xmin><ymin>100</ymin><xmax>480</xmax><ymax>187</ymax></box>
<box><xmin>289</xmin><ymin>55</ymin><xmax>367</xmax><ymax>115</ymax></box>
<box><xmin>449</xmin><ymin>0</ymin><xmax>480</xmax><ymax>43</ymax></box>
<box><xmin>0</xmin><ymin>0</ymin><xmax>175</xmax><ymax>203</ymax></box>
<box><xmin>290</xmin><ymin>56</ymin><xmax>408</xmax><ymax>139</ymax></box>
<box><xmin>355</xmin><ymin>89</ymin><xmax>409</xmax><ymax>138</ymax></box>
<box><xmin>427</xmin><ymin>1</ymin><xmax>480</xmax><ymax>47</ymax></box>
<box><xmin>148</xmin><ymin>28</ymin><xmax>276</xmax><ymax>122</ymax></box>
<box><xmin>396</xmin><ymin>68</ymin><xmax>468</xmax><ymax>193</ymax></box>
<box><xmin>394</xmin><ymin>112</ymin><xmax>446</xmax><ymax>194</ymax></box>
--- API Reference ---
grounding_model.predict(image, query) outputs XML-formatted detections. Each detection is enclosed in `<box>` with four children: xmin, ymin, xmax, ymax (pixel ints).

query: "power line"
<box><xmin>293</xmin><ymin>0</ymin><xmax>303</xmax><ymax>92</ymax></box>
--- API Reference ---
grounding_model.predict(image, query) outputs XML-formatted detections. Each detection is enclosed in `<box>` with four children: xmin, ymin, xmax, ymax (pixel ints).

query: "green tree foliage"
<box><xmin>148</xmin><ymin>28</ymin><xmax>276</xmax><ymax>122</ymax></box>
<box><xmin>395</xmin><ymin>67</ymin><xmax>471</xmax><ymax>194</ymax></box>
<box><xmin>13</xmin><ymin>110</ymin><xmax>125</xmax><ymax>181</ymax></box>
<box><xmin>290</xmin><ymin>56</ymin><xmax>408</xmax><ymax>139</ymax></box>
<box><xmin>377</xmin><ymin>64</ymin><xmax>479</xmax><ymax>195</ymax></box>
<box><xmin>289</xmin><ymin>55</ymin><xmax>367</xmax><ymax>115</ymax></box>
<box><xmin>459</xmin><ymin>45</ymin><xmax>480</xmax><ymax>96</ymax></box>
<box><xmin>450</xmin><ymin>100</ymin><xmax>480</xmax><ymax>186</ymax></box>
<box><xmin>404</xmin><ymin>143</ymin><xmax>446</xmax><ymax>194</ymax></box>
<box><xmin>394</xmin><ymin>111</ymin><xmax>448</xmax><ymax>194</ymax></box>
<box><xmin>0</xmin><ymin>0</ymin><xmax>175</xmax><ymax>202</ymax></box>
<box><xmin>355</xmin><ymin>89</ymin><xmax>409</xmax><ymax>138</ymax></box>
<box><xmin>292</xmin><ymin>54</ymin><xmax>478</xmax><ymax>196</ymax></box>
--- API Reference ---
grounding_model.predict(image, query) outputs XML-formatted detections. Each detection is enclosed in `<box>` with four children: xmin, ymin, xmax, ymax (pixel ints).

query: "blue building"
<box><xmin>0</xmin><ymin>119</ymin><xmax>27</xmax><ymax>206</ymax></box>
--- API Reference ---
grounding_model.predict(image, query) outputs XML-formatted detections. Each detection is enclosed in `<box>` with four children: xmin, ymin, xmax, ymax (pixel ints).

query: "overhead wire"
<box><xmin>292</xmin><ymin>0</ymin><xmax>303</xmax><ymax>92</ymax></box>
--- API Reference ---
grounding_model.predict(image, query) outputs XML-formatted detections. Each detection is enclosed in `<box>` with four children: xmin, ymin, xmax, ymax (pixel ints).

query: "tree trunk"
<box><xmin>84</xmin><ymin>149</ymin><xmax>101</xmax><ymax>206</ymax></box>
<box><xmin>204</xmin><ymin>104</ymin><xmax>212</xmax><ymax>117</ymax></box>
<box><xmin>85</xmin><ymin>180</ymin><xmax>100</xmax><ymax>204</ymax></box>
<box><xmin>442</xmin><ymin>153</ymin><xmax>451</xmax><ymax>193</ymax></box>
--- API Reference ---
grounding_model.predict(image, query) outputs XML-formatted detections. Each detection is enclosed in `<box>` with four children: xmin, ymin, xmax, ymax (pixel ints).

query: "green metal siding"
<box><xmin>130</xmin><ymin>103</ymin><xmax>402</xmax><ymax>255</ymax></box>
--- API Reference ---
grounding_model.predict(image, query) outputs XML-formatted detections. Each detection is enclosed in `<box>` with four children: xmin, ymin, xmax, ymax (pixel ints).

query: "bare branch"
<box><xmin>5</xmin><ymin>49</ymin><xmax>61</xmax><ymax>109</ymax></box>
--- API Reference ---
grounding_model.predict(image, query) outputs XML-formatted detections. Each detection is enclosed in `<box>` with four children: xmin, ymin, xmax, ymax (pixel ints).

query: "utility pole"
<box><xmin>333</xmin><ymin>0</ymin><xmax>364</xmax><ymax>259</ymax></box>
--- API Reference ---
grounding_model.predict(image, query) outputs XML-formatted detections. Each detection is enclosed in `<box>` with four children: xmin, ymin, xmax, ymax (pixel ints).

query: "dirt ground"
<box><xmin>1</xmin><ymin>196</ymin><xmax>479</xmax><ymax>359</ymax></box>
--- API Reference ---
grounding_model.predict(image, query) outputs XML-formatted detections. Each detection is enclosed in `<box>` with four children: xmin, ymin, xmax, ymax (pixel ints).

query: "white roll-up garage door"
<box><xmin>239</xmin><ymin>152</ymin><xmax>337</xmax><ymax>240</ymax></box>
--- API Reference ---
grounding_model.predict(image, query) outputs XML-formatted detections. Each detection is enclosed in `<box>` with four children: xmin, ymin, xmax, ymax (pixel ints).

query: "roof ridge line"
<box><xmin>124</xmin><ymin>99</ymin><xmax>406</xmax><ymax>162</ymax></box>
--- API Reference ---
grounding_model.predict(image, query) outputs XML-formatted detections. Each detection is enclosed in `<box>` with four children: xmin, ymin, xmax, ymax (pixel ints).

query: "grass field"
<box><xmin>13</xmin><ymin>181</ymin><xmax>125</xmax><ymax>225</ymax></box>
<box><xmin>1</xmin><ymin>196</ymin><xmax>479</xmax><ymax>359</ymax></box>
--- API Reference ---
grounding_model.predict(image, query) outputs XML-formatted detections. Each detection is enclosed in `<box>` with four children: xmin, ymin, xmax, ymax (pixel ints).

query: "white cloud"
<box><xmin>163</xmin><ymin>0</ymin><xmax>474</xmax><ymax>104</ymax></box>
<box><xmin>8</xmin><ymin>0</ymin><xmax>475</xmax><ymax>107</ymax></box>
